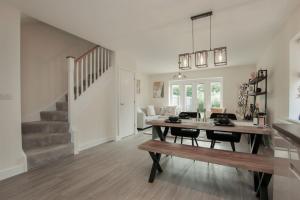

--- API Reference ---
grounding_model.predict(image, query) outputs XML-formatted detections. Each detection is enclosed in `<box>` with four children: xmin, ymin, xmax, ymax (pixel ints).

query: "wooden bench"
<box><xmin>138</xmin><ymin>140</ymin><xmax>274</xmax><ymax>200</ymax></box>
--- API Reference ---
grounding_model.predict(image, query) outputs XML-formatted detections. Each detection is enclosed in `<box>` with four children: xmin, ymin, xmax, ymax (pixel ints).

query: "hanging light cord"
<box><xmin>209</xmin><ymin>15</ymin><xmax>212</xmax><ymax>51</ymax></box>
<box><xmin>192</xmin><ymin>20</ymin><xmax>195</xmax><ymax>53</ymax></box>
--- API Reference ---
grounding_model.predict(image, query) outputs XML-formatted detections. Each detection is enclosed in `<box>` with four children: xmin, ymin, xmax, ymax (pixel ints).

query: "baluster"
<box><xmin>99</xmin><ymin>47</ymin><xmax>102</xmax><ymax>76</ymax></box>
<box><xmin>85</xmin><ymin>55</ymin><xmax>88</xmax><ymax>89</ymax></box>
<box><xmin>94</xmin><ymin>49</ymin><xmax>97</xmax><ymax>81</ymax></box>
<box><xmin>108</xmin><ymin>50</ymin><xmax>111</xmax><ymax>68</ymax></box>
<box><xmin>98</xmin><ymin>47</ymin><xmax>102</xmax><ymax>77</ymax></box>
<box><xmin>103</xmin><ymin>48</ymin><xmax>106</xmax><ymax>73</ymax></box>
<box><xmin>81</xmin><ymin>58</ymin><xmax>84</xmax><ymax>95</ymax></box>
<box><xmin>88</xmin><ymin>53</ymin><xmax>91</xmax><ymax>85</ymax></box>
<box><xmin>95</xmin><ymin>48</ymin><xmax>98</xmax><ymax>79</ymax></box>
<box><xmin>76</xmin><ymin>61</ymin><xmax>79</xmax><ymax>98</ymax></box>
<box><xmin>106</xmin><ymin>49</ymin><xmax>109</xmax><ymax>70</ymax></box>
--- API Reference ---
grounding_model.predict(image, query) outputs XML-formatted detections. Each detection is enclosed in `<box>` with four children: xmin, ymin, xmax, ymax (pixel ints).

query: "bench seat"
<box><xmin>138</xmin><ymin>140</ymin><xmax>274</xmax><ymax>200</ymax></box>
<box><xmin>138</xmin><ymin>140</ymin><xmax>273</xmax><ymax>174</ymax></box>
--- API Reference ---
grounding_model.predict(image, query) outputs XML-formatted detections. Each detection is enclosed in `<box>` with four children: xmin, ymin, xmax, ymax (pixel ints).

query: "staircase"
<box><xmin>22</xmin><ymin>96</ymin><xmax>73</xmax><ymax>170</ymax></box>
<box><xmin>21</xmin><ymin>45</ymin><xmax>113</xmax><ymax>170</ymax></box>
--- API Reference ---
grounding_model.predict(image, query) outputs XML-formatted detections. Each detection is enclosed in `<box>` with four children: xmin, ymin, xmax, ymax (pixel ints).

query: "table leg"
<box><xmin>256</xmin><ymin>173</ymin><xmax>272</xmax><ymax>200</ymax></box>
<box><xmin>148</xmin><ymin>152</ymin><xmax>162</xmax><ymax>183</ymax></box>
<box><xmin>250</xmin><ymin>134</ymin><xmax>262</xmax><ymax>154</ymax></box>
<box><xmin>163</xmin><ymin>127</ymin><xmax>169</xmax><ymax>140</ymax></box>
<box><xmin>152</xmin><ymin>126</ymin><xmax>167</xmax><ymax>141</ymax></box>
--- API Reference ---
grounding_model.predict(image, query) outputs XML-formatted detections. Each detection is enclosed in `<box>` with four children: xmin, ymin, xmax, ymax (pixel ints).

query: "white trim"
<box><xmin>169</xmin><ymin>77</ymin><xmax>223</xmax><ymax>112</ymax></box>
<box><xmin>78</xmin><ymin>137</ymin><xmax>115</xmax><ymax>152</ymax></box>
<box><xmin>0</xmin><ymin>163</ymin><xmax>27</xmax><ymax>181</ymax></box>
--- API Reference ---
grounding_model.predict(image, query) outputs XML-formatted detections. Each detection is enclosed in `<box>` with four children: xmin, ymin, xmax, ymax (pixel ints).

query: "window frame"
<box><xmin>169</xmin><ymin>77</ymin><xmax>223</xmax><ymax>112</ymax></box>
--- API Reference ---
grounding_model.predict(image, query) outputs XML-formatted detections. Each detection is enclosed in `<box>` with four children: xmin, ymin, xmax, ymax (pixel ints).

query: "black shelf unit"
<box><xmin>248</xmin><ymin>69</ymin><xmax>268</xmax><ymax>114</ymax></box>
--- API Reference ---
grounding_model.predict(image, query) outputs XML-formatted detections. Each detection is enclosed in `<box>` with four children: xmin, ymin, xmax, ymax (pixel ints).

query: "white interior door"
<box><xmin>119</xmin><ymin>69</ymin><xmax>135</xmax><ymax>138</ymax></box>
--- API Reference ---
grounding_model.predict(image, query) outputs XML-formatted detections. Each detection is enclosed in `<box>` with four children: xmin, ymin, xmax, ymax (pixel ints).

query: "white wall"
<box><xmin>289</xmin><ymin>34</ymin><xmax>300</xmax><ymax>121</ymax></box>
<box><xmin>148</xmin><ymin>65</ymin><xmax>256</xmax><ymax>115</ymax></box>
<box><xmin>0</xmin><ymin>3</ymin><xmax>27</xmax><ymax>180</ymax></box>
<box><xmin>257</xmin><ymin>6</ymin><xmax>300</xmax><ymax>123</ymax></box>
<box><xmin>21</xmin><ymin>19</ymin><xmax>95</xmax><ymax>122</ymax></box>
<box><xmin>71</xmin><ymin>67</ymin><xmax>116</xmax><ymax>152</ymax></box>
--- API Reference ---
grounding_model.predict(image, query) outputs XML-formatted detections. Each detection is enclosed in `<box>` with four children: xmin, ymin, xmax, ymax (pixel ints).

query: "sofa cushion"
<box><xmin>160</xmin><ymin>106</ymin><xmax>177</xmax><ymax>116</ymax></box>
<box><xmin>147</xmin><ymin>105</ymin><xmax>156</xmax><ymax>116</ymax></box>
<box><xmin>137</xmin><ymin>107</ymin><xmax>143</xmax><ymax>113</ymax></box>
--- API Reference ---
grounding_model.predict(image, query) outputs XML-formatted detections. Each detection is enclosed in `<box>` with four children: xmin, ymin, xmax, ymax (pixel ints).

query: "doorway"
<box><xmin>118</xmin><ymin>68</ymin><xmax>135</xmax><ymax>138</ymax></box>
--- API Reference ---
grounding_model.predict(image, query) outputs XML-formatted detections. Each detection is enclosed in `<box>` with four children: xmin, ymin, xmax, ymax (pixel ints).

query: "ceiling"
<box><xmin>4</xmin><ymin>0</ymin><xmax>300</xmax><ymax>73</ymax></box>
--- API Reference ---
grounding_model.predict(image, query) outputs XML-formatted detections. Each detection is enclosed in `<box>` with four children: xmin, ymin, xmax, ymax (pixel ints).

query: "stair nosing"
<box><xmin>25</xmin><ymin>144</ymin><xmax>73</xmax><ymax>155</ymax></box>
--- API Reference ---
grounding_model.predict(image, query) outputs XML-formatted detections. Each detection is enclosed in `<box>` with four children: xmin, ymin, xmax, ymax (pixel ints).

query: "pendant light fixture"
<box><xmin>178</xmin><ymin>11</ymin><xmax>227</xmax><ymax>70</ymax></box>
<box><xmin>173</xmin><ymin>68</ymin><xmax>187</xmax><ymax>80</ymax></box>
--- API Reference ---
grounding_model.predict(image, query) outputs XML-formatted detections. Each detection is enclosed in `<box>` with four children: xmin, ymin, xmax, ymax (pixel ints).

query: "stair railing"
<box><xmin>66</xmin><ymin>45</ymin><xmax>113</xmax><ymax>152</ymax></box>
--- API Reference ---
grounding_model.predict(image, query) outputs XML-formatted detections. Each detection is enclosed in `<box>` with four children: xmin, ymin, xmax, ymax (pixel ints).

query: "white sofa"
<box><xmin>137</xmin><ymin>106</ymin><xmax>178</xmax><ymax>130</ymax></box>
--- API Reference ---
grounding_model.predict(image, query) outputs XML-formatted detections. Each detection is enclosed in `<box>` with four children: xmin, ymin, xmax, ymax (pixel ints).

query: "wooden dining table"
<box><xmin>146</xmin><ymin>119</ymin><xmax>273</xmax><ymax>154</ymax></box>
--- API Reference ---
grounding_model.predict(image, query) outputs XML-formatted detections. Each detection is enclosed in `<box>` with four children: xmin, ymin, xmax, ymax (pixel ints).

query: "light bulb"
<box><xmin>200</xmin><ymin>55</ymin><xmax>204</xmax><ymax>65</ymax></box>
<box><xmin>183</xmin><ymin>59</ymin><xmax>187</xmax><ymax>67</ymax></box>
<box><xmin>218</xmin><ymin>54</ymin><xmax>223</xmax><ymax>62</ymax></box>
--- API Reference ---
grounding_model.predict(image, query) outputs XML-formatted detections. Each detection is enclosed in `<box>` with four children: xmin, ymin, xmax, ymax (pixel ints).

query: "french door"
<box><xmin>169</xmin><ymin>78</ymin><xmax>223</xmax><ymax>113</ymax></box>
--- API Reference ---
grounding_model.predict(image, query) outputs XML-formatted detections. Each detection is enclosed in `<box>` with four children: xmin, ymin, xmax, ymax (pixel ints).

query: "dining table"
<box><xmin>146</xmin><ymin>119</ymin><xmax>273</xmax><ymax>154</ymax></box>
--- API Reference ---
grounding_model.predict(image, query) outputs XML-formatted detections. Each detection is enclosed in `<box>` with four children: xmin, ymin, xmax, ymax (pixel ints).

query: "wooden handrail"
<box><xmin>75</xmin><ymin>45</ymin><xmax>100</xmax><ymax>62</ymax></box>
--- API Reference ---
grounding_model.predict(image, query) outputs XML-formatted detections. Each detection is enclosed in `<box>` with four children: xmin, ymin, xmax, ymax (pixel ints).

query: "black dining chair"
<box><xmin>170</xmin><ymin>112</ymin><xmax>200</xmax><ymax>146</ymax></box>
<box><xmin>206</xmin><ymin>113</ymin><xmax>241</xmax><ymax>151</ymax></box>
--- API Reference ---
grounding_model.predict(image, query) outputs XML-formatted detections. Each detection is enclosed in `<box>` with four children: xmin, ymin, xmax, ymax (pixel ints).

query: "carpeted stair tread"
<box><xmin>56</xmin><ymin>102</ymin><xmax>68</xmax><ymax>111</ymax></box>
<box><xmin>40</xmin><ymin>111</ymin><xmax>68</xmax><ymax>121</ymax></box>
<box><xmin>25</xmin><ymin>144</ymin><xmax>73</xmax><ymax>170</ymax></box>
<box><xmin>22</xmin><ymin>121</ymin><xmax>69</xmax><ymax>134</ymax></box>
<box><xmin>22</xmin><ymin>133</ymin><xmax>71</xmax><ymax>150</ymax></box>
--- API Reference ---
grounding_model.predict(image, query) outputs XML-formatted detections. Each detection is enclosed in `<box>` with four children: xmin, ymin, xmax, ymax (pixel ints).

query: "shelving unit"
<box><xmin>243</xmin><ymin>69</ymin><xmax>268</xmax><ymax>119</ymax></box>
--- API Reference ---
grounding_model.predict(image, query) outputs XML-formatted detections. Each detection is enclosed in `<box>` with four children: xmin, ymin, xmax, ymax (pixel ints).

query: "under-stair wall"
<box><xmin>67</xmin><ymin>46</ymin><xmax>116</xmax><ymax>153</ymax></box>
<box><xmin>21</xmin><ymin>18</ymin><xmax>95</xmax><ymax>122</ymax></box>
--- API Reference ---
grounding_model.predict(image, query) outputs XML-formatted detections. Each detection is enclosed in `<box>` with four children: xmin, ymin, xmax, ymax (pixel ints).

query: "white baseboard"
<box><xmin>0</xmin><ymin>163</ymin><xmax>27</xmax><ymax>181</ymax></box>
<box><xmin>78</xmin><ymin>137</ymin><xmax>115</xmax><ymax>152</ymax></box>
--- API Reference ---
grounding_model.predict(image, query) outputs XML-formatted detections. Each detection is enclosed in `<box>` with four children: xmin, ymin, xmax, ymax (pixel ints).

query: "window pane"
<box><xmin>171</xmin><ymin>85</ymin><xmax>180</xmax><ymax>106</ymax></box>
<box><xmin>185</xmin><ymin>85</ymin><xmax>193</xmax><ymax>111</ymax></box>
<box><xmin>197</xmin><ymin>84</ymin><xmax>205</xmax><ymax>112</ymax></box>
<box><xmin>211</xmin><ymin>82</ymin><xmax>221</xmax><ymax>108</ymax></box>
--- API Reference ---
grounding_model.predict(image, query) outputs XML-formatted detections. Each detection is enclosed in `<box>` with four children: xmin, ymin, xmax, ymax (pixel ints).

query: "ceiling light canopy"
<box><xmin>178</xmin><ymin>11</ymin><xmax>227</xmax><ymax>70</ymax></box>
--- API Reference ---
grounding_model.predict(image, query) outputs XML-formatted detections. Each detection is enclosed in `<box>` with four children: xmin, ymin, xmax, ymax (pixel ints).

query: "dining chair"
<box><xmin>206</xmin><ymin>113</ymin><xmax>241</xmax><ymax>151</ymax></box>
<box><xmin>170</xmin><ymin>112</ymin><xmax>200</xmax><ymax>146</ymax></box>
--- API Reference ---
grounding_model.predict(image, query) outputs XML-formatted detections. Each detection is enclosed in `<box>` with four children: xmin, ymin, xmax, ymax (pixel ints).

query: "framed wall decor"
<box><xmin>136</xmin><ymin>79</ymin><xmax>141</xmax><ymax>94</ymax></box>
<box><xmin>153</xmin><ymin>81</ymin><xmax>164</xmax><ymax>98</ymax></box>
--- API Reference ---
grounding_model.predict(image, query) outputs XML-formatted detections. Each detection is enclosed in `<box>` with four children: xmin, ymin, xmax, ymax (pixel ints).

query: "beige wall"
<box><xmin>135</xmin><ymin>73</ymin><xmax>150</xmax><ymax>108</ymax></box>
<box><xmin>148</xmin><ymin>65</ymin><xmax>256</xmax><ymax>115</ymax></box>
<box><xmin>21</xmin><ymin>19</ymin><xmax>95</xmax><ymax>122</ymax></box>
<box><xmin>257</xmin><ymin>6</ymin><xmax>300</xmax><ymax>123</ymax></box>
<box><xmin>0</xmin><ymin>3</ymin><xmax>26</xmax><ymax>180</ymax></box>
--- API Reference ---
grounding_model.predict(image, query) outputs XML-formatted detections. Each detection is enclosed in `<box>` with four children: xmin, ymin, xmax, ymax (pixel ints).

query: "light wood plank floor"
<box><xmin>0</xmin><ymin>132</ymin><xmax>258</xmax><ymax>200</ymax></box>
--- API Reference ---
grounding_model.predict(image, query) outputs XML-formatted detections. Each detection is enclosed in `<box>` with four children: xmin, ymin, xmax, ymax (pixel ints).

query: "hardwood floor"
<box><xmin>0</xmin><ymin>132</ymin><xmax>258</xmax><ymax>200</ymax></box>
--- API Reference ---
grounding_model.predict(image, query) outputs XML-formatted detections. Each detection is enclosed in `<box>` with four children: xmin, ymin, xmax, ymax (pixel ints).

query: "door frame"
<box><xmin>117</xmin><ymin>67</ymin><xmax>136</xmax><ymax>140</ymax></box>
<box><xmin>169</xmin><ymin>77</ymin><xmax>223</xmax><ymax>112</ymax></box>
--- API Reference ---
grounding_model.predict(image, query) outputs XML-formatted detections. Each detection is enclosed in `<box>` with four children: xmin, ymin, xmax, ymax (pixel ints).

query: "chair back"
<box><xmin>179</xmin><ymin>112</ymin><xmax>200</xmax><ymax>119</ymax></box>
<box><xmin>210</xmin><ymin>113</ymin><xmax>237</xmax><ymax>120</ymax></box>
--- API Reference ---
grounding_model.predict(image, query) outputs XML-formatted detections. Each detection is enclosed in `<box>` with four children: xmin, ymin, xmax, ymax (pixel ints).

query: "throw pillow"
<box><xmin>147</xmin><ymin>105</ymin><xmax>156</xmax><ymax>116</ymax></box>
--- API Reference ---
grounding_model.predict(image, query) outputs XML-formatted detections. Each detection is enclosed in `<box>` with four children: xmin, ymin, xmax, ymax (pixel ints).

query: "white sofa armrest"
<box><xmin>137</xmin><ymin>112</ymin><xmax>147</xmax><ymax>129</ymax></box>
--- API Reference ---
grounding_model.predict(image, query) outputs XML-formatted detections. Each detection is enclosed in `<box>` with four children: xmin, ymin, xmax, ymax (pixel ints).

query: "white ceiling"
<box><xmin>4</xmin><ymin>0</ymin><xmax>300</xmax><ymax>73</ymax></box>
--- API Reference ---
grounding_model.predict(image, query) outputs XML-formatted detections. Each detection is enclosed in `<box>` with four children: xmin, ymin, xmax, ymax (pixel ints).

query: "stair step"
<box><xmin>25</xmin><ymin>144</ymin><xmax>73</xmax><ymax>170</ymax></box>
<box><xmin>40</xmin><ymin>111</ymin><xmax>68</xmax><ymax>121</ymax></box>
<box><xmin>22</xmin><ymin>121</ymin><xmax>69</xmax><ymax>134</ymax></box>
<box><xmin>22</xmin><ymin>133</ymin><xmax>71</xmax><ymax>150</ymax></box>
<box><xmin>56</xmin><ymin>102</ymin><xmax>68</xmax><ymax>111</ymax></box>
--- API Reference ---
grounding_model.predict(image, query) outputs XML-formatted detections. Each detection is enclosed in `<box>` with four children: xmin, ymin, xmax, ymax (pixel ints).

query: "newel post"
<box><xmin>66</xmin><ymin>56</ymin><xmax>78</xmax><ymax>153</ymax></box>
<box><xmin>67</xmin><ymin>56</ymin><xmax>75</xmax><ymax>121</ymax></box>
